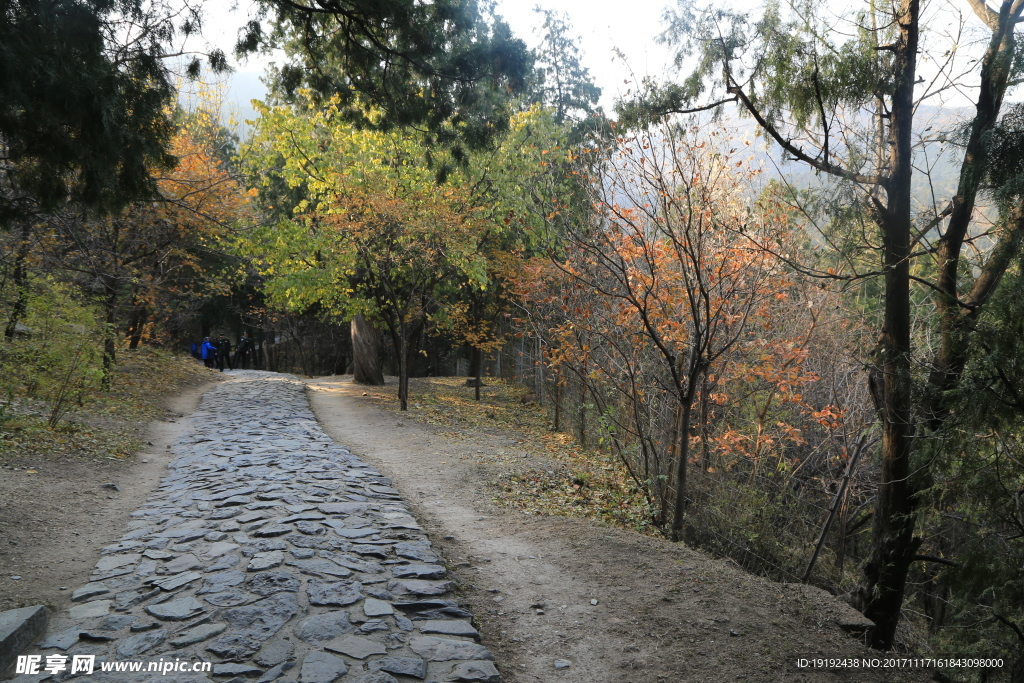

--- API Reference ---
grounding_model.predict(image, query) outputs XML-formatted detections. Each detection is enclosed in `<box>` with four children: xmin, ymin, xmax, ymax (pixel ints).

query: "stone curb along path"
<box><xmin>8</xmin><ymin>372</ymin><xmax>499</xmax><ymax>683</ymax></box>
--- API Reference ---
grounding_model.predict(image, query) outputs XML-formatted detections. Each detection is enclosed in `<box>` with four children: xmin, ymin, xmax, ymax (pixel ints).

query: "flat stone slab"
<box><xmin>369</xmin><ymin>656</ymin><xmax>427</xmax><ymax>679</ymax></box>
<box><xmin>223</xmin><ymin>592</ymin><xmax>299</xmax><ymax>640</ymax></box>
<box><xmin>151</xmin><ymin>570</ymin><xmax>202</xmax><ymax>591</ymax></box>
<box><xmin>294</xmin><ymin>611</ymin><xmax>354</xmax><ymax>643</ymax></box>
<box><xmin>288</xmin><ymin>559</ymin><xmax>353</xmax><ymax>578</ymax></box>
<box><xmin>350</xmin><ymin>673</ymin><xmax>401</xmax><ymax>683</ymax></box>
<box><xmin>248</xmin><ymin>551</ymin><xmax>285</xmax><ymax>571</ymax></box>
<box><xmin>254</xmin><ymin>639</ymin><xmax>294</xmax><ymax>667</ymax></box>
<box><xmin>206</xmin><ymin>632</ymin><xmax>262</xmax><ymax>660</ymax></box>
<box><xmin>95</xmin><ymin>553</ymin><xmax>140</xmax><ymax>572</ymax></box>
<box><xmin>38</xmin><ymin>626</ymin><xmax>80</xmax><ymax>651</ymax></box>
<box><xmin>257</xmin><ymin>660</ymin><xmax>295</xmax><ymax>683</ymax></box>
<box><xmin>145</xmin><ymin>596</ymin><xmax>205</xmax><ymax>621</ymax></box>
<box><xmin>203</xmin><ymin>589</ymin><xmax>251</xmax><ymax>606</ymax></box>
<box><xmin>419</xmin><ymin>619</ymin><xmax>480</xmax><ymax>640</ymax></box>
<box><xmin>387</xmin><ymin>579</ymin><xmax>456</xmax><ymax>597</ymax></box>
<box><xmin>391</xmin><ymin>564</ymin><xmax>447</xmax><ymax>580</ymax></box>
<box><xmin>247</xmin><ymin>571</ymin><xmax>300</xmax><ymax>596</ymax></box>
<box><xmin>449</xmin><ymin>660</ymin><xmax>501</xmax><ymax>682</ymax></box>
<box><xmin>409</xmin><ymin>636</ymin><xmax>494</xmax><ymax>662</ymax></box>
<box><xmin>164</xmin><ymin>553</ymin><xmax>203</xmax><ymax>573</ymax></box>
<box><xmin>318</xmin><ymin>502</ymin><xmax>369</xmax><ymax>515</ymax></box>
<box><xmin>71</xmin><ymin>582</ymin><xmax>110</xmax><ymax>602</ymax></box>
<box><xmin>169</xmin><ymin>622</ymin><xmax>226</xmax><ymax>648</ymax></box>
<box><xmin>324</xmin><ymin>634</ymin><xmax>387</xmax><ymax>659</ymax></box>
<box><xmin>203</xmin><ymin>541</ymin><xmax>240</xmax><ymax>558</ymax></box>
<box><xmin>300</xmin><ymin>651</ymin><xmax>348</xmax><ymax>683</ymax></box>
<box><xmin>362</xmin><ymin>598</ymin><xmax>394</xmax><ymax>617</ymax></box>
<box><xmin>393</xmin><ymin>543</ymin><xmax>439</xmax><ymax>563</ymax></box>
<box><xmin>0</xmin><ymin>605</ymin><xmax>47</xmax><ymax>673</ymax></box>
<box><xmin>198</xmin><ymin>569</ymin><xmax>246</xmax><ymax>594</ymax></box>
<box><xmin>117</xmin><ymin>628</ymin><xmax>166</xmax><ymax>657</ymax></box>
<box><xmin>295</xmin><ymin>520</ymin><xmax>327</xmax><ymax>535</ymax></box>
<box><xmin>325</xmin><ymin>524</ymin><xmax>378</xmax><ymax>539</ymax></box>
<box><xmin>213</xmin><ymin>662</ymin><xmax>264</xmax><ymax>677</ymax></box>
<box><xmin>307</xmin><ymin>579</ymin><xmax>363</xmax><ymax>607</ymax></box>
<box><xmin>68</xmin><ymin>600</ymin><xmax>111</xmax><ymax>619</ymax></box>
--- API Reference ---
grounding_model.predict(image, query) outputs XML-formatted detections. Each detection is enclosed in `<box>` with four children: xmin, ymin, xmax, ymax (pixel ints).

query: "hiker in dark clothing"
<box><xmin>201</xmin><ymin>337</ymin><xmax>217</xmax><ymax>368</ymax></box>
<box><xmin>235</xmin><ymin>332</ymin><xmax>252</xmax><ymax>369</ymax></box>
<box><xmin>217</xmin><ymin>336</ymin><xmax>232</xmax><ymax>371</ymax></box>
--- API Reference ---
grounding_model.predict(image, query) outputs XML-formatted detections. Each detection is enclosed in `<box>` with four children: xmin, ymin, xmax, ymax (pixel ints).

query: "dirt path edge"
<box><xmin>0</xmin><ymin>379</ymin><xmax>220</xmax><ymax>637</ymax></box>
<box><xmin>306</xmin><ymin>375</ymin><xmax>927</xmax><ymax>683</ymax></box>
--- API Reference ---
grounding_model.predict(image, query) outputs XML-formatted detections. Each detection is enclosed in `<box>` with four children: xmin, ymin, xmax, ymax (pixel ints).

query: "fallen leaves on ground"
<box><xmin>350</xmin><ymin>376</ymin><xmax>661</xmax><ymax>535</ymax></box>
<box><xmin>0</xmin><ymin>348</ymin><xmax>215</xmax><ymax>464</ymax></box>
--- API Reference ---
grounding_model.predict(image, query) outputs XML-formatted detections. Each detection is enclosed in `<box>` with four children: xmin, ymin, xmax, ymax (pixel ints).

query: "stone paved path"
<box><xmin>12</xmin><ymin>373</ymin><xmax>498</xmax><ymax>683</ymax></box>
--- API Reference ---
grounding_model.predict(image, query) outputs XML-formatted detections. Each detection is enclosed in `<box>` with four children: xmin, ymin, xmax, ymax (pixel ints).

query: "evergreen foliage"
<box><xmin>0</xmin><ymin>0</ymin><xmax>227</xmax><ymax>223</ymax></box>
<box><xmin>238</xmin><ymin>0</ymin><xmax>533</xmax><ymax>159</ymax></box>
<box><xmin>528</xmin><ymin>9</ymin><xmax>601</xmax><ymax>126</ymax></box>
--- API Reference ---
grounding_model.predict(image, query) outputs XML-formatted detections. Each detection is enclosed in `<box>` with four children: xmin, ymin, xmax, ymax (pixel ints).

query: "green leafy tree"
<box><xmin>241</xmin><ymin>99</ymin><xmax>488</xmax><ymax>408</ymax></box>
<box><xmin>241</xmin><ymin>97</ymin><xmax>573</xmax><ymax>405</ymax></box>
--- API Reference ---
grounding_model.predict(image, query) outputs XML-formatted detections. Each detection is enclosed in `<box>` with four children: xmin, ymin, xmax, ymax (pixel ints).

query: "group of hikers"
<box><xmin>191</xmin><ymin>333</ymin><xmax>254</xmax><ymax>372</ymax></box>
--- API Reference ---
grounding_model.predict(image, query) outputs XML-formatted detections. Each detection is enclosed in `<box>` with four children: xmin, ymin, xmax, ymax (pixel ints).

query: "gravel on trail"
<box><xmin>7</xmin><ymin>372</ymin><xmax>495</xmax><ymax>683</ymax></box>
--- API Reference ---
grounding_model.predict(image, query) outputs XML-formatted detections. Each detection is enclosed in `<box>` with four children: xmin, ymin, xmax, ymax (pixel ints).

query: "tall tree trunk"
<box><xmin>3</xmin><ymin>222</ymin><xmax>32</xmax><ymax>340</ymax></box>
<box><xmin>474</xmin><ymin>349</ymin><xmax>482</xmax><ymax>401</ymax></box>
<box><xmin>858</xmin><ymin>0</ymin><xmax>922</xmax><ymax>650</ymax></box>
<box><xmin>670</xmin><ymin>386</ymin><xmax>695</xmax><ymax>542</ymax></box>
<box><xmin>101</xmin><ymin>279</ymin><xmax>119</xmax><ymax>389</ymax></box>
<box><xmin>351</xmin><ymin>313</ymin><xmax>384</xmax><ymax>385</ymax></box>
<box><xmin>553</xmin><ymin>378</ymin><xmax>561</xmax><ymax>431</ymax></box>
<box><xmin>397</xmin><ymin>320</ymin><xmax>409</xmax><ymax>411</ymax></box>
<box><xmin>127</xmin><ymin>300</ymin><xmax>146</xmax><ymax>350</ymax></box>
<box><xmin>927</xmin><ymin>7</ymin><xmax>1018</xmax><ymax>426</ymax></box>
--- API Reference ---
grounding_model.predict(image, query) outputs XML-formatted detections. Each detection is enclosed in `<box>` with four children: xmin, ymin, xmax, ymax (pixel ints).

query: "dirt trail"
<box><xmin>0</xmin><ymin>379</ymin><xmax>219</xmax><ymax>618</ymax></box>
<box><xmin>307</xmin><ymin>376</ymin><xmax>928</xmax><ymax>683</ymax></box>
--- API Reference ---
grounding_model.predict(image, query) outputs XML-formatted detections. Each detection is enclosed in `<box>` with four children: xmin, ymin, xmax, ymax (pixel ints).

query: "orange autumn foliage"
<box><xmin>513</xmin><ymin>125</ymin><xmax>847</xmax><ymax>533</ymax></box>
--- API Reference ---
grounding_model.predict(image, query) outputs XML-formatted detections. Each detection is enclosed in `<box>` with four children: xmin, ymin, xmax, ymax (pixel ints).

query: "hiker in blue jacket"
<box><xmin>201</xmin><ymin>337</ymin><xmax>218</xmax><ymax>369</ymax></box>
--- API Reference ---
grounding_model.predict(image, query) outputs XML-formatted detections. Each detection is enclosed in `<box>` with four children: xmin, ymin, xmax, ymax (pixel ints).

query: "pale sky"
<box><xmin>189</xmin><ymin>0</ymin><xmax>994</xmax><ymax>133</ymax></box>
<box><xmin>195</xmin><ymin>0</ymin><xmax>678</xmax><ymax>122</ymax></box>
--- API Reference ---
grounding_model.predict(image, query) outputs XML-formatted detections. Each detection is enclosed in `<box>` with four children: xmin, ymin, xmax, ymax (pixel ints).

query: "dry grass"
<box><xmin>0</xmin><ymin>347</ymin><xmax>216</xmax><ymax>464</ymax></box>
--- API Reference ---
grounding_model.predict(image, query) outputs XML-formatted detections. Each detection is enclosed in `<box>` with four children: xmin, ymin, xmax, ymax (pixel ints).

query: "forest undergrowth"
<box><xmin>0</xmin><ymin>349</ymin><xmax>214</xmax><ymax>466</ymax></box>
<box><xmin>343</xmin><ymin>375</ymin><xmax>660</xmax><ymax>535</ymax></box>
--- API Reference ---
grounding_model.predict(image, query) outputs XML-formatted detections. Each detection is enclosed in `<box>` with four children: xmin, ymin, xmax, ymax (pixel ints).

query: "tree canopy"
<box><xmin>0</xmin><ymin>0</ymin><xmax>229</xmax><ymax>224</ymax></box>
<box><xmin>238</xmin><ymin>0</ymin><xmax>533</xmax><ymax>157</ymax></box>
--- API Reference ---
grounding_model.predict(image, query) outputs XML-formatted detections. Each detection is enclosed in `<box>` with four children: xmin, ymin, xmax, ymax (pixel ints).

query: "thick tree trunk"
<box><xmin>858</xmin><ymin>0</ymin><xmax>921</xmax><ymax>651</ymax></box>
<box><xmin>351</xmin><ymin>313</ymin><xmax>384</xmax><ymax>385</ymax></box>
<box><xmin>467</xmin><ymin>346</ymin><xmax>485</xmax><ymax>399</ymax></box>
<box><xmin>474</xmin><ymin>349</ymin><xmax>482</xmax><ymax>401</ymax></box>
